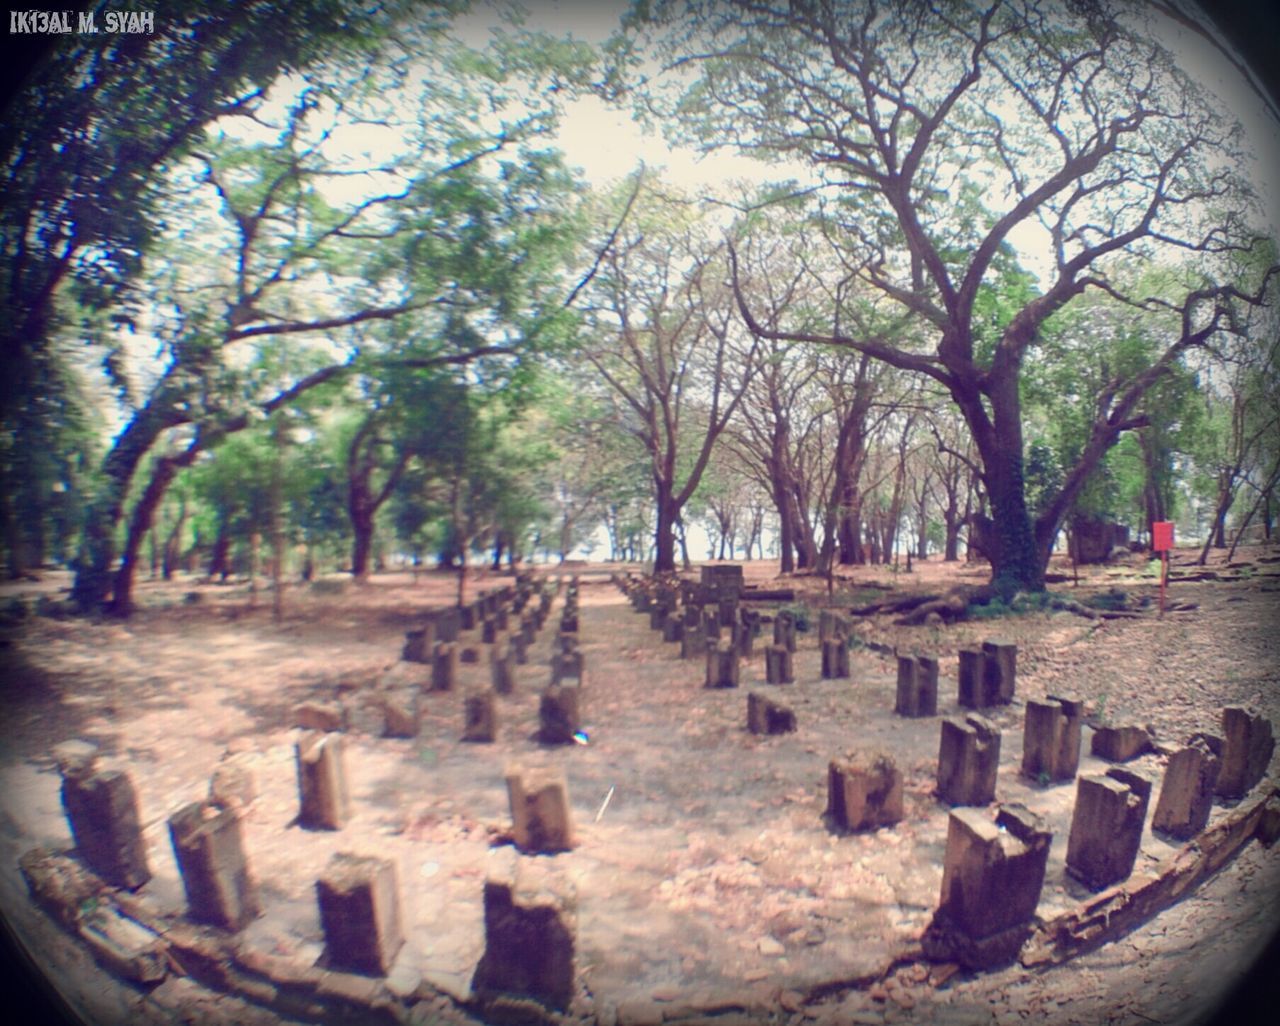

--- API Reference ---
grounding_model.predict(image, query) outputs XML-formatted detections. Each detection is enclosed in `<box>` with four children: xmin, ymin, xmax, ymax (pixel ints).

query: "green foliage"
<box><xmin>1083</xmin><ymin>588</ymin><xmax>1130</xmax><ymax>611</ymax></box>
<box><xmin>780</xmin><ymin>603</ymin><xmax>812</xmax><ymax>633</ymax></box>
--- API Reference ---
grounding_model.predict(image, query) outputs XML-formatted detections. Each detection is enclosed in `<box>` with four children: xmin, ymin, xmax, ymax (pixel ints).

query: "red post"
<box><xmin>1152</xmin><ymin>522</ymin><xmax>1173</xmax><ymax>617</ymax></box>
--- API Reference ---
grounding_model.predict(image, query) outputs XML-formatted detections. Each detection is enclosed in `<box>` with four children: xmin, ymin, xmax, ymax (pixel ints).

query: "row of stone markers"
<box><xmin>32</xmin><ymin>731</ymin><xmax>581</xmax><ymax>1012</ymax></box>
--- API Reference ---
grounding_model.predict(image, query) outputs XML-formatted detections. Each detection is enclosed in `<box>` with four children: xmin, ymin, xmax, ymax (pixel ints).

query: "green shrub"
<box><xmin>780</xmin><ymin>602</ymin><xmax>812</xmax><ymax>632</ymax></box>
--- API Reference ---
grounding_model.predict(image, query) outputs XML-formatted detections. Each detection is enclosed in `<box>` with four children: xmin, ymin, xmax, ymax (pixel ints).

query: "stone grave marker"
<box><xmin>295</xmin><ymin>732</ymin><xmax>350</xmax><ymax>830</ymax></box>
<box><xmin>821</xmin><ymin>638</ymin><xmax>850</xmax><ymax>680</ymax></box>
<box><xmin>432</xmin><ymin>642</ymin><xmax>458</xmax><ymax>693</ymax></box>
<box><xmin>1021</xmin><ymin>695</ymin><xmax>1084</xmax><ymax>782</ymax></box>
<box><xmin>826</xmin><ymin>753</ymin><xmax>903</xmax><ymax>831</ymax></box>
<box><xmin>505</xmin><ymin>768</ymin><xmax>574</xmax><ymax>853</ymax></box>
<box><xmin>747</xmin><ymin>692</ymin><xmax>796</xmax><ymax>735</ymax></box>
<box><xmin>1065</xmin><ymin>767</ymin><xmax>1152</xmax><ymax>891</ymax></box>
<box><xmin>1090</xmin><ymin>724</ymin><xmax>1152</xmax><ymax>762</ymax></box>
<box><xmin>538</xmin><ymin>685</ymin><xmax>581</xmax><ymax>745</ymax></box>
<box><xmin>705</xmin><ymin>641</ymin><xmax>739</xmax><ymax>688</ymax></box>
<box><xmin>463</xmin><ymin>691</ymin><xmax>498</xmax><ymax>743</ymax></box>
<box><xmin>1215</xmin><ymin>706</ymin><xmax>1275</xmax><ymax>799</ymax></box>
<box><xmin>765</xmin><ymin>644</ymin><xmax>794</xmax><ymax>684</ymax></box>
<box><xmin>472</xmin><ymin>850</ymin><xmax>577</xmax><ymax>1012</ymax></box>
<box><xmin>168</xmin><ymin>801</ymin><xmax>260</xmax><ymax>931</ymax></box>
<box><xmin>1152</xmin><ymin>733</ymin><xmax>1222</xmax><ymax>839</ymax></box>
<box><xmin>921</xmin><ymin>804</ymin><xmax>1052</xmax><ymax>969</ymax></box>
<box><xmin>316</xmin><ymin>853</ymin><xmax>403</xmax><ymax>976</ymax></box>
<box><xmin>895</xmin><ymin>655</ymin><xmax>938</xmax><ymax>717</ymax></box>
<box><xmin>981</xmin><ymin>640</ymin><xmax>1017</xmax><ymax>704</ymax></box>
<box><xmin>937</xmin><ymin>714</ymin><xmax>1001</xmax><ymax>806</ymax></box>
<box><xmin>60</xmin><ymin>768</ymin><xmax>151</xmax><ymax>890</ymax></box>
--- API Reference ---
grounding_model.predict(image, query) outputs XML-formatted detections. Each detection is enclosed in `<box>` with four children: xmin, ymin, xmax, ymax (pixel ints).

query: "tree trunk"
<box><xmin>108</xmin><ymin>454</ymin><xmax>184</xmax><ymax>617</ymax></box>
<box><xmin>161</xmin><ymin>498</ymin><xmax>186</xmax><ymax>580</ymax></box>
<box><xmin>209</xmin><ymin>520</ymin><xmax>232</xmax><ymax>580</ymax></box>
<box><xmin>72</xmin><ymin>399</ymin><xmax>186</xmax><ymax>611</ymax></box>
<box><xmin>983</xmin><ymin>448</ymin><xmax>1044</xmax><ymax>594</ymax></box>
<box><xmin>772</xmin><ymin>473</ymin><xmax>795</xmax><ymax>573</ymax></box>
<box><xmin>653</xmin><ymin>493</ymin><xmax>679</xmax><ymax>573</ymax></box>
<box><xmin>350</xmin><ymin>509</ymin><xmax>374</xmax><ymax>581</ymax></box>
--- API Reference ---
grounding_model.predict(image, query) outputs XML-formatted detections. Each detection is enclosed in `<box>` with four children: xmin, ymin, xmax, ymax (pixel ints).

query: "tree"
<box><xmin>0</xmin><ymin>0</ymin><xmax>414</xmax><ymax>578</ymax></box>
<box><xmin>637</xmin><ymin>0</ymin><xmax>1278</xmax><ymax>594</ymax></box>
<box><xmin>585</xmin><ymin>181</ymin><xmax>759</xmax><ymax>573</ymax></box>
<box><xmin>66</xmin><ymin>14</ymin><xmax>592</xmax><ymax>614</ymax></box>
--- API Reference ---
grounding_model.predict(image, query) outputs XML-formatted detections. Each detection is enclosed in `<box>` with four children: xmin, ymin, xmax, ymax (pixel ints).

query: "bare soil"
<box><xmin>0</xmin><ymin>548</ymin><xmax>1278</xmax><ymax>1026</ymax></box>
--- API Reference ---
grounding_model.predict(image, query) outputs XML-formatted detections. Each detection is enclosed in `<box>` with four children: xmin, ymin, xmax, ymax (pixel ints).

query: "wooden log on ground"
<box><xmin>739</xmin><ymin>588</ymin><xmax>796</xmax><ymax>602</ymax></box>
<box><xmin>1020</xmin><ymin>784</ymin><xmax>1279</xmax><ymax>967</ymax></box>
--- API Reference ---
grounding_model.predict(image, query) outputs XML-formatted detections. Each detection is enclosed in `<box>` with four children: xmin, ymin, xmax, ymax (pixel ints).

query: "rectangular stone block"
<box><xmin>169</xmin><ymin>801</ymin><xmax>260</xmax><ymax>931</ymax></box>
<box><xmin>773</xmin><ymin>612</ymin><xmax>797</xmax><ymax>653</ymax></box>
<box><xmin>380</xmin><ymin>691</ymin><xmax>419</xmax><ymax>739</ymax></box>
<box><xmin>295</xmin><ymin>732</ymin><xmax>350</xmax><ymax>830</ymax></box>
<box><xmin>821</xmin><ymin>638</ymin><xmax>850</xmax><ymax>679</ymax></box>
<box><xmin>60</xmin><ymin>770</ymin><xmax>151</xmax><ymax>890</ymax></box>
<box><xmin>957</xmin><ymin>649</ymin><xmax>994</xmax><ymax>708</ymax></box>
<box><xmin>294</xmin><ymin>701</ymin><xmax>344</xmax><ymax>733</ymax></box>
<box><xmin>1090</xmin><ymin>724</ymin><xmax>1151</xmax><ymax>762</ymax></box>
<box><xmin>705</xmin><ymin>641</ymin><xmax>739</xmax><ymax>688</ymax></box>
<box><xmin>924</xmin><ymin>804</ymin><xmax>1051</xmax><ymax>968</ymax></box>
<box><xmin>505</xmin><ymin>768</ymin><xmax>574</xmax><ymax>853</ymax></box>
<box><xmin>1215</xmin><ymin>706</ymin><xmax>1275</xmax><ymax>799</ymax></box>
<box><xmin>981</xmin><ymin>641</ymin><xmax>1017</xmax><ymax>704</ymax></box>
<box><xmin>1022</xmin><ymin>696</ymin><xmax>1083</xmax><ymax>783</ymax></box>
<box><xmin>473</xmin><ymin>851</ymin><xmax>576</xmax><ymax>1011</ymax></box>
<box><xmin>1066</xmin><ymin>768</ymin><xmax>1152</xmax><ymax>890</ymax></box>
<box><xmin>765</xmin><ymin>644</ymin><xmax>794</xmax><ymax>684</ymax></box>
<box><xmin>490</xmin><ymin>645</ymin><xmax>516</xmax><ymax>695</ymax></box>
<box><xmin>482</xmin><ymin>618</ymin><xmax>499</xmax><ymax>644</ymax></box>
<box><xmin>937</xmin><ymin>714</ymin><xmax>1001</xmax><ymax>806</ymax></box>
<box><xmin>511</xmin><ymin>632</ymin><xmax>529</xmax><ymax>665</ymax></box>
<box><xmin>316</xmin><ymin>853</ymin><xmax>403</xmax><ymax>976</ymax></box>
<box><xmin>681</xmin><ymin>626</ymin><xmax>708</xmax><ymax>660</ymax></box>
<box><xmin>895</xmin><ymin>655</ymin><xmax>938</xmax><ymax>717</ymax></box>
<box><xmin>460</xmin><ymin>604</ymin><xmax>477</xmax><ymax>630</ymax></box>
<box><xmin>463</xmin><ymin>691</ymin><xmax>498</xmax><ymax>743</ymax></box>
<box><xmin>662</xmin><ymin>612</ymin><xmax>684</xmax><ymax>643</ymax></box>
<box><xmin>538</xmin><ymin>685</ymin><xmax>581</xmax><ymax>745</ymax></box>
<box><xmin>551</xmin><ymin>649</ymin><xmax>585</xmax><ymax>687</ymax></box>
<box><xmin>747</xmin><ymin>692</ymin><xmax>796</xmax><ymax>735</ymax></box>
<box><xmin>431</xmin><ymin>641</ymin><xmax>458</xmax><ymax>692</ymax></box>
<box><xmin>702</xmin><ymin>608</ymin><xmax>721</xmax><ymax>642</ymax></box>
<box><xmin>826</xmin><ymin>753</ymin><xmax>903</xmax><ymax>831</ymax></box>
<box><xmin>402</xmin><ymin>625</ymin><xmax>434</xmax><ymax>663</ymax></box>
<box><xmin>732</xmin><ymin>620</ymin><xmax>754</xmax><ymax>659</ymax></box>
<box><xmin>1153</xmin><ymin>734</ymin><xmax>1222</xmax><ymax>839</ymax></box>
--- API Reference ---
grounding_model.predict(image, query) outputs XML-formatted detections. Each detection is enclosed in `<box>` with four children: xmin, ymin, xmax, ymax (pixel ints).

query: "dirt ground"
<box><xmin>0</xmin><ymin>547</ymin><xmax>1278</xmax><ymax>1026</ymax></box>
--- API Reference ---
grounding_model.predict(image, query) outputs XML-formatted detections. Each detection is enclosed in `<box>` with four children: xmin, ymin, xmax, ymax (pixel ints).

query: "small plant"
<box><xmin>1037</xmin><ymin>770</ymin><xmax>1051</xmax><ymax>788</ymax></box>
<box><xmin>781</xmin><ymin>602</ymin><xmax>812</xmax><ymax>633</ymax></box>
<box><xmin>967</xmin><ymin>596</ymin><xmax>1011</xmax><ymax>619</ymax></box>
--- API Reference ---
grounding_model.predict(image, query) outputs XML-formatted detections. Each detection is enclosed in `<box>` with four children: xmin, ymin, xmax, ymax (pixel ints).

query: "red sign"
<box><xmin>1152</xmin><ymin>521</ymin><xmax>1174</xmax><ymax>552</ymax></box>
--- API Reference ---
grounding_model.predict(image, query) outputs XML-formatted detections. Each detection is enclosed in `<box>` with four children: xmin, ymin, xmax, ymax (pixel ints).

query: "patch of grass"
<box><xmin>1083</xmin><ymin>588</ymin><xmax>1130</xmax><ymax>611</ymax></box>
<box><xmin>967</xmin><ymin>596</ymin><xmax>1011</xmax><ymax>619</ymax></box>
<box><xmin>780</xmin><ymin>602</ymin><xmax>813</xmax><ymax>632</ymax></box>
